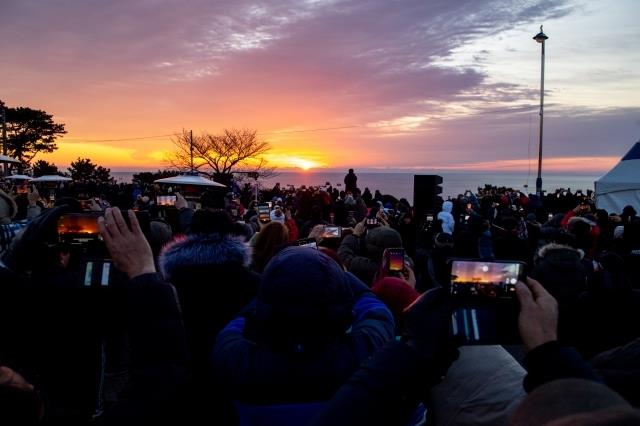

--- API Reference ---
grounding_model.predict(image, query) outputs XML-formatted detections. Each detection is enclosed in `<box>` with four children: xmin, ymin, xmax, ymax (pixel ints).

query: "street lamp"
<box><xmin>533</xmin><ymin>25</ymin><xmax>548</xmax><ymax>197</ymax></box>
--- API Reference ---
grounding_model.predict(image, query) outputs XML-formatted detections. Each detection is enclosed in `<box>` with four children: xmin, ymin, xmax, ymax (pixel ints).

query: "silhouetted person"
<box><xmin>344</xmin><ymin>169</ymin><xmax>358</xmax><ymax>194</ymax></box>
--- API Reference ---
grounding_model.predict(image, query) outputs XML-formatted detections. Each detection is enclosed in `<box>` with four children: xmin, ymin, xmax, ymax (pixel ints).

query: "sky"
<box><xmin>1</xmin><ymin>0</ymin><xmax>639</xmax><ymax>173</ymax></box>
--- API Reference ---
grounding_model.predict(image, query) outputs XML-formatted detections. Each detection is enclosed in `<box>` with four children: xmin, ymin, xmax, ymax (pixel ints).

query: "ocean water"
<box><xmin>112</xmin><ymin>170</ymin><xmax>600</xmax><ymax>201</ymax></box>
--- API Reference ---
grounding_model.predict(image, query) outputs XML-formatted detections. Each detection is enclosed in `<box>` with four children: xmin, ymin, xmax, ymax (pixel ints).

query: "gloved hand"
<box><xmin>1</xmin><ymin>205</ymin><xmax>70</xmax><ymax>273</ymax></box>
<box><xmin>401</xmin><ymin>287</ymin><xmax>460</xmax><ymax>383</ymax></box>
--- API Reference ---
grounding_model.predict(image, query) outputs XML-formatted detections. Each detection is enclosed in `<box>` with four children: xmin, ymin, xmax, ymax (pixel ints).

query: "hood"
<box><xmin>159</xmin><ymin>233</ymin><xmax>251</xmax><ymax>281</ymax></box>
<box><xmin>532</xmin><ymin>243</ymin><xmax>586</xmax><ymax>303</ymax></box>
<box><xmin>258</xmin><ymin>247</ymin><xmax>354</xmax><ymax>311</ymax></box>
<box><xmin>364</xmin><ymin>227</ymin><xmax>403</xmax><ymax>262</ymax></box>
<box><xmin>442</xmin><ymin>200</ymin><xmax>453</xmax><ymax>213</ymax></box>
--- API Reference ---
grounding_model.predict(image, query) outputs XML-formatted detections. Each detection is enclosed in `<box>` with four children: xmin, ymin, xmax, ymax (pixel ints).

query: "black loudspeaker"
<box><xmin>413</xmin><ymin>175</ymin><xmax>443</xmax><ymax>216</ymax></box>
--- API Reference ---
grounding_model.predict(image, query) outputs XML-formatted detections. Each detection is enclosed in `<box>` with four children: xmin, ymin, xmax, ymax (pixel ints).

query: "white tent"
<box><xmin>595</xmin><ymin>141</ymin><xmax>640</xmax><ymax>214</ymax></box>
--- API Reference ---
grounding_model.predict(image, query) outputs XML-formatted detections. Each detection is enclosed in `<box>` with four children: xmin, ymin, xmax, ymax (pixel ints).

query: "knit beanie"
<box><xmin>364</xmin><ymin>227</ymin><xmax>403</xmax><ymax>262</ymax></box>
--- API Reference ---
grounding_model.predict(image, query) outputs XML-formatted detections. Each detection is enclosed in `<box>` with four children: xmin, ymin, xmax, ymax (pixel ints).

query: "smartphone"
<box><xmin>296</xmin><ymin>238</ymin><xmax>318</xmax><ymax>249</ymax></box>
<box><xmin>322</xmin><ymin>225</ymin><xmax>342</xmax><ymax>239</ymax></box>
<box><xmin>386</xmin><ymin>248</ymin><xmax>405</xmax><ymax>272</ymax></box>
<box><xmin>448</xmin><ymin>259</ymin><xmax>525</xmax><ymax>344</ymax></box>
<box><xmin>78</xmin><ymin>199</ymin><xmax>94</xmax><ymax>211</ymax></box>
<box><xmin>365</xmin><ymin>218</ymin><xmax>379</xmax><ymax>228</ymax></box>
<box><xmin>257</xmin><ymin>203</ymin><xmax>271</xmax><ymax>224</ymax></box>
<box><xmin>156</xmin><ymin>195</ymin><xmax>177</xmax><ymax>206</ymax></box>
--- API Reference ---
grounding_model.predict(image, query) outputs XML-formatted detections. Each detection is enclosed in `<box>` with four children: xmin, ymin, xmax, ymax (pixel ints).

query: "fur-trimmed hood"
<box><xmin>159</xmin><ymin>233</ymin><xmax>251</xmax><ymax>281</ymax></box>
<box><xmin>537</xmin><ymin>243</ymin><xmax>584</xmax><ymax>261</ymax></box>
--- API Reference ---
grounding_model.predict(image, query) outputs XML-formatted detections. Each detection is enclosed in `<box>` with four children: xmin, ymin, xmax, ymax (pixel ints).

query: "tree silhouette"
<box><xmin>167</xmin><ymin>128</ymin><xmax>276</xmax><ymax>180</ymax></box>
<box><xmin>68</xmin><ymin>158</ymin><xmax>113</xmax><ymax>185</ymax></box>
<box><xmin>1</xmin><ymin>99</ymin><xmax>66</xmax><ymax>166</ymax></box>
<box><xmin>32</xmin><ymin>160</ymin><xmax>61</xmax><ymax>177</ymax></box>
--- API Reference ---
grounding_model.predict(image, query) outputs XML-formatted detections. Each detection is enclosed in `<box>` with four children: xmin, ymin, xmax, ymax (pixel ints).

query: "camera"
<box><xmin>448</xmin><ymin>259</ymin><xmax>525</xmax><ymax>344</ymax></box>
<box><xmin>55</xmin><ymin>211</ymin><xmax>150</xmax><ymax>287</ymax></box>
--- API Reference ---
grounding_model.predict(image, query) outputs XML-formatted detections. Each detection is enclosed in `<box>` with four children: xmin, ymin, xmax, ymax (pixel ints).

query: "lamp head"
<box><xmin>533</xmin><ymin>25</ymin><xmax>548</xmax><ymax>43</ymax></box>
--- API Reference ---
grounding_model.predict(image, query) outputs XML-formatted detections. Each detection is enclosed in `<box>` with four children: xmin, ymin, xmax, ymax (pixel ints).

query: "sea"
<box><xmin>111</xmin><ymin>170</ymin><xmax>601</xmax><ymax>201</ymax></box>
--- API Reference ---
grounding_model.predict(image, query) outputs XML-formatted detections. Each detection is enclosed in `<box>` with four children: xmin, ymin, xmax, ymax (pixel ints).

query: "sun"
<box><xmin>294</xmin><ymin>159</ymin><xmax>316</xmax><ymax>170</ymax></box>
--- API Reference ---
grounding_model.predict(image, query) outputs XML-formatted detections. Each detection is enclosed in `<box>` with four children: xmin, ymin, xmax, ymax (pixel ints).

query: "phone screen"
<box><xmin>258</xmin><ymin>204</ymin><xmax>271</xmax><ymax>223</ymax></box>
<box><xmin>58</xmin><ymin>213</ymin><xmax>101</xmax><ymax>238</ymax></box>
<box><xmin>450</xmin><ymin>260</ymin><xmax>522</xmax><ymax>299</ymax></box>
<box><xmin>387</xmin><ymin>248</ymin><xmax>405</xmax><ymax>272</ymax></box>
<box><xmin>322</xmin><ymin>226</ymin><xmax>341</xmax><ymax>238</ymax></box>
<box><xmin>157</xmin><ymin>195</ymin><xmax>177</xmax><ymax>206</ymax></box>
<box><xmin>296</xmin><ymin>238</ymin><xmax>318</xmax><ymax>249</ymax></box>
<box><xmin>449</xmin><ymin>259</ymin><xmax>524</xmax><ymax>345</ymax></box>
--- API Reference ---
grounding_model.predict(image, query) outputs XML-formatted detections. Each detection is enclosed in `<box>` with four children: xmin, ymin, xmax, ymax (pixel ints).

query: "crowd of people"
<box><xmin>1</xmin><ymin>170</ymin><xmax>639</xmax><ymax>425</ymax></box>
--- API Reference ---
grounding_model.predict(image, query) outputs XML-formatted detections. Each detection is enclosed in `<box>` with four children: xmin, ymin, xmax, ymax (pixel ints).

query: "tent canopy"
<box><xmin>595</xmin><ymin>141</ymin><xmax>640</xmax><ymax>214</ymax></box>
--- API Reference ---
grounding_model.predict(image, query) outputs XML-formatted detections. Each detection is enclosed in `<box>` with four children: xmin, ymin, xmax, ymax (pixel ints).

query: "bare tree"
<box><xmin>167</xmin><ymin>128</ymin><xmax>276</xmax><ymax>178</ymax></box>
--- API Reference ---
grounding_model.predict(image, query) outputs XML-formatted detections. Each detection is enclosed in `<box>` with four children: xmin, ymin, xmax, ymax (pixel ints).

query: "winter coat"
<box><xmin>159</xmin><ymin>233</ymin><xmax>259</xmax><ymax>377</ymax></box>
<box><xmin>213</xmin><ymin>248</ymin><xmax>395</xmax><ymax>403</ymax></box>
<box><xmin>437</xmin><ymin>201</ymin><xmax>455</xmax><ymax>235</ymax></box>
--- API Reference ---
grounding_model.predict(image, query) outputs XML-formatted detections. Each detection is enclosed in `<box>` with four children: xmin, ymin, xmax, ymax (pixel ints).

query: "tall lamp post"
<box><xmin>533</xmin><ymin>26</ymin><xmax>548</xmax><ymax>197</ymax></box>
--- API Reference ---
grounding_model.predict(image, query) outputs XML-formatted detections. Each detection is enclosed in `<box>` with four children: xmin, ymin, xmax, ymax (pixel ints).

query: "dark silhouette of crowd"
<box><xmin>1</xmin><ymin>175</ymin><xmax>639</xmax><ymax>425</ymax></box>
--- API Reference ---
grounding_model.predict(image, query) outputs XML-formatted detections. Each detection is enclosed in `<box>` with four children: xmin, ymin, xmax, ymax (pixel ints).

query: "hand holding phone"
<box><xmin>322</xmin><ymin>225</ymin><xmax>342</xmax><ymax>239</ymax></box>
<box><xmin>449</xmin><ymin>259</ymin><xmax>525</xmax><ymax>345</ymax></box>
<box><xmin>515</xmin><ymin>278</ymin><xmax>558</xmax><ymax>353</ymax></box>
<box><xmin>257</xmin><ymin>203</ymin><xmax>271</xmax><ymax>224</ymax></box>
<box><xmin>385</xmin><ymin>248</ymin><xmax>405</xmax><ymax>273</ymax></box>
<box><xmin>98</xmin><ymin>208</ymin><xmax>156</xmax><ymax>278</ymax></box>
<box><xmin>295</xmin><ymin>237</ymin><xmax>318</xmax><ymax>249</ymax></box>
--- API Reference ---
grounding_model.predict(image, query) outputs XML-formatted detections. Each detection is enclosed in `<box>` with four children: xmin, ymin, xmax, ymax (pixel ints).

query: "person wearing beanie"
<box><xmin>371</xmin><ymin>276</ymin><xmax>419</xmax><ymax>329</ymax></box>
<box><xmin>338</xmin><ymin>222</ymin><xmax>404</xmax><ymax>286</ymax></box>
<box><xmin>437</xmin><ymin>200</ymin><xmax>455</xmax><ymax>235</ymax></box>
<box><xmin>213</xmin><ymin>247</ymin><xmax>394</xmax><ymax>404</ymax></box>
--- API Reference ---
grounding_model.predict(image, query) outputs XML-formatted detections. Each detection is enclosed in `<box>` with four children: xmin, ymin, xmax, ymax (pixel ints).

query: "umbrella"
<box><xmin>154</xmin><ymin>173</ymin><xmax>226</xmax><ymax>187</ymax></box>
<box><xmin>0</xmin><ymin>154</ymin><xmax>20</xmax><ymax>163</ymax></box>
<box><xmin>4</xmin><ymin>174</ymin><xmax>32</xmax><ymax>180</ymax></box>
<box><xmin>31</xmin><ymin>175</ymin><xmax>72</xmax><ymax>182</ymax></box>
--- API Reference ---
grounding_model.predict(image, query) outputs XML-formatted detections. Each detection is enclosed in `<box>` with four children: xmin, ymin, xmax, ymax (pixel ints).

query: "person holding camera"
<box><xmin>310</xmin><ymin>278</ymin><xmax>640</xmax><ymax>426</ymax></box>
<box><xmin>337</xmin><ymin>217</ymin><xmax>404</xmax><ymax>286</ymax></box>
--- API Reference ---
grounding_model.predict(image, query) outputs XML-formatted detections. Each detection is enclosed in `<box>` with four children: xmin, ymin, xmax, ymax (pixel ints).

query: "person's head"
<box><xmin>190</xmin><ymin>209</ymin><xmax>233</xmax><ymax>235</ymax></box>
<box><xmin>348</xmin><ymin>168</ymin><xmax>354</xmax><ymax>174</ymax></box>
<box><xmin>364</xmin><ymin>227</ymin><xmax>403</xmax><ymax>262</ymax></box>
<box><xmin>269</xmin><ymin>206</ymin><xmax>285</xmax><ymax>224</ymax></box>
<box><xmin>0</xmin><ymin>189</ymin><xmax>18</xmax><ymax>225</ymax></box>
<box><xmin>531</xmin><ymin>243</ymin><xmax>586</xmax><ymax>306</ymax></box>
<box><xmin>252</xmin><ymin>222</ymin><xmax>289</xmax><ymax>273</ymax></box>
<box><xmin>254</xmin><ymin>247</ymin><xmax>355</xmax><ymax>351</ymax></box>
<box><xmin>371</xmin><ymin>276</ymin><xmax>419</xmax><ymax>326</ymax></box>
<box><xmin>511</xmin><ymin>379</ymin><xmax>640</xmax><ymax>425</ymax></box>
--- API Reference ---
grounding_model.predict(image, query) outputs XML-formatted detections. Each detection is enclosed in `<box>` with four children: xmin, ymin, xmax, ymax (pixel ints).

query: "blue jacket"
<box><xmin>213</xmin><ymin>249</ymin><xmax>394</xmax><ymax>403</ymax></box>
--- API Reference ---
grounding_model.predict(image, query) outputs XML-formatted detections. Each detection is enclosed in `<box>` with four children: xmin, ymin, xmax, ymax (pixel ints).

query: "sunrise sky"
<box><xmin>1</xmin><ymin>0</ymin><xmax>638</xmax><ymax>173</ymax></box>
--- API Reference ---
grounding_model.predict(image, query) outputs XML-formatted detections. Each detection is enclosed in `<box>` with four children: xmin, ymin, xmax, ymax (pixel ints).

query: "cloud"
<box><xmin>3</xmin><ymin>0</ymin><xmax>638</xmax><ymax>172</ymax></box>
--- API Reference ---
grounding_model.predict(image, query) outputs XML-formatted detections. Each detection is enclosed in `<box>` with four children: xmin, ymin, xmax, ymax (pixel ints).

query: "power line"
<box><xmin>58</xmin><ymin>106</ymin><xmax>538</xmax><ymax>143</ymax></box>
